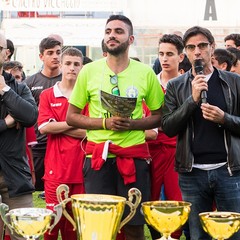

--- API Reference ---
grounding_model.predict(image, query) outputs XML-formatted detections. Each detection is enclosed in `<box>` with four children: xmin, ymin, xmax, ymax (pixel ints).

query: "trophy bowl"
<box><xmin>57</xmin><ymin>184</ymin><xmax>141</xmax><ymax>240</ymax></box>
<box><xmin>199</xmin><ymin>211</ymin><xmax>240</xmax><ymax>240</ymax></box>
<box><xmin>0</xmin><ymin>203</ymin><xmax>61</xmax><ymax>240</ymax></box>
<box><xmin>141</xmin><ymin>200</ymin><xmax>191</xmax><ymax>240</ymax></box>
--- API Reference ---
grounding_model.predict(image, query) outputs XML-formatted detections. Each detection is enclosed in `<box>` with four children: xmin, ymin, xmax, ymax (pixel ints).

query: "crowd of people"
<box><xmin>0</xmin><ymin>13</ymin><xmax>240</xmax><ymax>240</ymax></box>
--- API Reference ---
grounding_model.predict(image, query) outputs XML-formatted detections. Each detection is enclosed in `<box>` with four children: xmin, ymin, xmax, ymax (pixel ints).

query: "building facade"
<box><xmin>1</xmin><ymin>0</ymin><xmax>240</xmax><ymax>76</ymax></box>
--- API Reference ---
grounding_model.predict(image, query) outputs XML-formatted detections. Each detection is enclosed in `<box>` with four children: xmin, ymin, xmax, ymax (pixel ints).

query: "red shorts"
<box><xmin>44</xmin><ymin>181</ymin><xmax>84</xmax><ymax>240</ymax></box>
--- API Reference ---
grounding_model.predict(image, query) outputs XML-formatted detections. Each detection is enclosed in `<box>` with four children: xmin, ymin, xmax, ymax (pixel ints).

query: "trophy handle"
<box><xmin>56</xmin><ymin>184</ymin><xmax>76</xmax><ymax>231</ymax></box>
<box><xmin>119</xmin><ymin>188</ymin><xmax>142</xmax><ymax>230</ymax></box>
<box><xmin>48</xmin><ymin>203</ymin><xmax>63</xmax><ymax>233</ymax></box>
<box><xmin>0</xmin><ymin>203</ymin><xmax>14</xmax><ymax>235</ymax></box>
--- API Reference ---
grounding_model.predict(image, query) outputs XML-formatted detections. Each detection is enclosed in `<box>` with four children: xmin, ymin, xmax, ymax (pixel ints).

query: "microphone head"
<box><xmin>194</xmin><ymin>59</ymin><xmax>203</xmax><ymax>74</ymax></box>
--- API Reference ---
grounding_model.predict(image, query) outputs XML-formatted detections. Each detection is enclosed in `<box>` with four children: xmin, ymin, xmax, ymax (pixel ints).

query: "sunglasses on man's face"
<box><xmin>185</xmin><ymin>42</ymin><xmax>210</xmax><ymax>52</ymax></box>
<box><xmin>110</xmin><ymin>75</ymin><xmax>120</xmax><ymax>96</ymax></box>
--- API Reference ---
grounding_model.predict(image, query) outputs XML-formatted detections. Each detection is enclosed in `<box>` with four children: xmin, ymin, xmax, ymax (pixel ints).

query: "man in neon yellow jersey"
<box><xmin>67</xmin><ymin>15</ymin><xmax>164</xmax><ymax>240</ymax></box>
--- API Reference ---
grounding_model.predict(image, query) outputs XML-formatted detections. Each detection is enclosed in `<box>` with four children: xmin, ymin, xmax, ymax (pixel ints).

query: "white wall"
<box><xmin>126</xmin><ymin>0</ymin><xmax>240</xmax><ymax>28</ymax></box>
<box><xmin>2</xmin><ymin>0</ymin><xmax>240</xmax><ymax>70</ymax></box>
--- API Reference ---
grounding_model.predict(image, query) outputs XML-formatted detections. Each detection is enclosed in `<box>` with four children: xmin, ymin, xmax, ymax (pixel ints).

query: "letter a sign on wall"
<box><xmin>204</xmin><ymin>0</ymin><xmax>217</xmax><ymax>20</ymax></box>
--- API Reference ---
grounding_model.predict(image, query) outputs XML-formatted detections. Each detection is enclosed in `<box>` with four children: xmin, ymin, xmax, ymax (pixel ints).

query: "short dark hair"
<box><xmin>213</xmin><ymin>48</ymin><xmax>235</xmax><ymax>71</ymax></box>
<box><xmin>224</xmin><ymin>33</ymin><xmax>240</xmax><ymax>47</ymax></box>
<box><xmin>179</xmin><ymin>54</ymin><xmax>192</xmax><ymax>72</ymax></box>
<box><xmin>83</xmin><ymin>56</ymin><xmax>93</xmax><ymax>65</ymax></box>
<box><xmin>130</xmin><ymin>57</ymin><xmax>141</xmax><ymax>62</ymax></box>
<box><xmin>152</xmin><ymin>58</ymin><xmax>161</xmax><ymax>75</ymax></box>
<box><xmin>183</xmin><ymin>26</ymin><xmax>215</xmax><ymax>46</ymax></box>
<box><xmin>106</xmin><ymin>15</ymin><xmax>133</xmax><ymax>35</ymax></box>
<box><xmin>227</xmin><ymin>47</ymin><xmax>240</xmax><ymax>66</ymax></box>
<box><xmin>39</xmin><ymin>37</ymin><xmax>61</xmax><ymax>54</ymax></box>
<box><xmin>101</xmin><ymin>39</ymin><xmax>107</xmax><ymax>54</ymax></box>
<box><xmin>159</xmin><ymin>34</ymin><xmax>184</xmax><ymax>54</ymax></box>
<box><xmin>3</xmin><ymin>60</ymin><xmax>23</xmax><ymax>71</ymax></box>
<box><xmin>61</xmin><ymin>47</ymin><xmax>83</xmax><ymax>62</ymax></box>
<box><xmin>7</xmin><ymin>39</ymin><xmax>14</xmax><ymax>60</ymax></box>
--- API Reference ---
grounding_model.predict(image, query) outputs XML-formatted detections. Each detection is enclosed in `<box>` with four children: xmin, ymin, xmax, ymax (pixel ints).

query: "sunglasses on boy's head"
<box><xmin>110</xmin><ymin>75</ymin><xmax>120</xmax><ymax>96</ymax></box>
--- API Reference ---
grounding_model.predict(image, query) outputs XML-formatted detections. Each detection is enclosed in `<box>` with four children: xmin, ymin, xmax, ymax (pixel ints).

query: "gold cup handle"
<box><xmin>118</xmin><ymin>187</ymin><xmax>142</xmax><ymax>230</ymax></box>
<box><xmin>56</xmin><ymin>185</ymin><xmax>142</xmax><ymax>233</ymax></box>
<box><xmin>0</xmin><ymin>203</ymin><xmax>14</xmax><ymax>235</ymax></box>
<box><xmin>56</xmin><ymin>184</ymin><xmax>76</xmax><ymax>231</ymax></box>
<box><xmin>49</xmin><ymin>204</ymin><xmax>63</xmax><ymax>232</ymax></box>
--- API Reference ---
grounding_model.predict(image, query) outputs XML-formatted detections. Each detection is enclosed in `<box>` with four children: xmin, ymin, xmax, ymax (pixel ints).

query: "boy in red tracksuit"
<box><xmin>147</xmin><ymin>34</ymin><xmax>185</xmax><ymax>240</ymax></box>
<box><xmin>38</xmin><ymin>47</ymin><xmax>87</xmax><ymax>240</ymax></box>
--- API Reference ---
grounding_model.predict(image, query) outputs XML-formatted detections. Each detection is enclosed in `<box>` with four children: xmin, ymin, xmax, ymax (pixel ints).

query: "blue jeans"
<box><xmin>179</xmin><ymin>165</ymin><xmax>240</xmax><ymax>240</ymax></box>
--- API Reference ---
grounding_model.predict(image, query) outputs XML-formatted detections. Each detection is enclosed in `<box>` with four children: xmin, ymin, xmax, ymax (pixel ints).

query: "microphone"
<box><xmin>194</xmin><ymin>59</ymin><xmax>207</xmax><ymax>103</ymax></box>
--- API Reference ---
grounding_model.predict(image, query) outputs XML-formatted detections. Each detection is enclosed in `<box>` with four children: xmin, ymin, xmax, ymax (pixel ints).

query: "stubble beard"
<box><xmin>106</xmin><ymin>40</ymin><xmax>129</xmax><ymax>56</ymax></box>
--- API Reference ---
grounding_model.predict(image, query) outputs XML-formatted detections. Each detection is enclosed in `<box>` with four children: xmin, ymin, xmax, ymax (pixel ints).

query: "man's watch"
<box><xmin>1</xmin><ymin>85</ymin><xmax>10</xmax><ymax>95</ymax></box>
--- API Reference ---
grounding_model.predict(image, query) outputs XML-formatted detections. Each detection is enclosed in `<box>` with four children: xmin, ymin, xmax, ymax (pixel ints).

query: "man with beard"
<box><xmin>66</xmin><ymin>15</ymin><xmax>164</xmax><ymax>240</ymax></box>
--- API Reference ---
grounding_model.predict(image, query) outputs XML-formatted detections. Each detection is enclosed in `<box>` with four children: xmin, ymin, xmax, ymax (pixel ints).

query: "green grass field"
<box><xmin>33</xmin><ymin>191</ymin><xmax>186</xmax><ymax>240</ymax></box>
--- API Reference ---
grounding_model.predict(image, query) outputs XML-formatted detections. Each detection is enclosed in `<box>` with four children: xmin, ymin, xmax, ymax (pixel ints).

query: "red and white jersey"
<box><xmin>38</xmin><ymin>82</ymin><xmax>87</xmax><ymax>183</ymax></box>
<box><xmin>149</xmin><ymin>73</ymin><xmax>176</xmax><ymax>146</ymax></box>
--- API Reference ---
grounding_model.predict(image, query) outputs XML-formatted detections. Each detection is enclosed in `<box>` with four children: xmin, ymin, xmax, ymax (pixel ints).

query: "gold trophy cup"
<box><xmin>56</xmin><ymin>184</ymin><xmax>141</xmax><ymax>240</ymax></box>
<box><xmin>0</xmin><ymin>203</ymin><xmax>62</xmax><ymax>240</ymax></box>
<box><xmin>142</xmin><ymin>200</ymin><xmax>191</xmax><ymax>240</ymax></box>
<box><xmin>199</xmin><ymin>211</ymin><xmax>240</xmax><ymax>240</ymax></box>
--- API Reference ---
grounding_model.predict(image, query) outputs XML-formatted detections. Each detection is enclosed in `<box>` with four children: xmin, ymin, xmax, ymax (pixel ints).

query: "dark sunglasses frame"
<box><xmin>0</xmin><ymin>46</ymin><xmax>7</xmax><ymax>53</ymax></box>
<box><xmin>110</xmin><ymin>75</ymin><xmax>120</xmax><ymax>96</ymax></box>
<box><xmin>185</xmin><ymin>42</ymin><xmax>210</xmax><ymax>52</ymax></box>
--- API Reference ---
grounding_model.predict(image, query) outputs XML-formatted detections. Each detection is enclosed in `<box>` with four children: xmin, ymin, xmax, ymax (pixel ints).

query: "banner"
<box><xmin>0</xmin><ymin>0</ymin><xmax>124</xmax><ymax>12</ymax></box>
